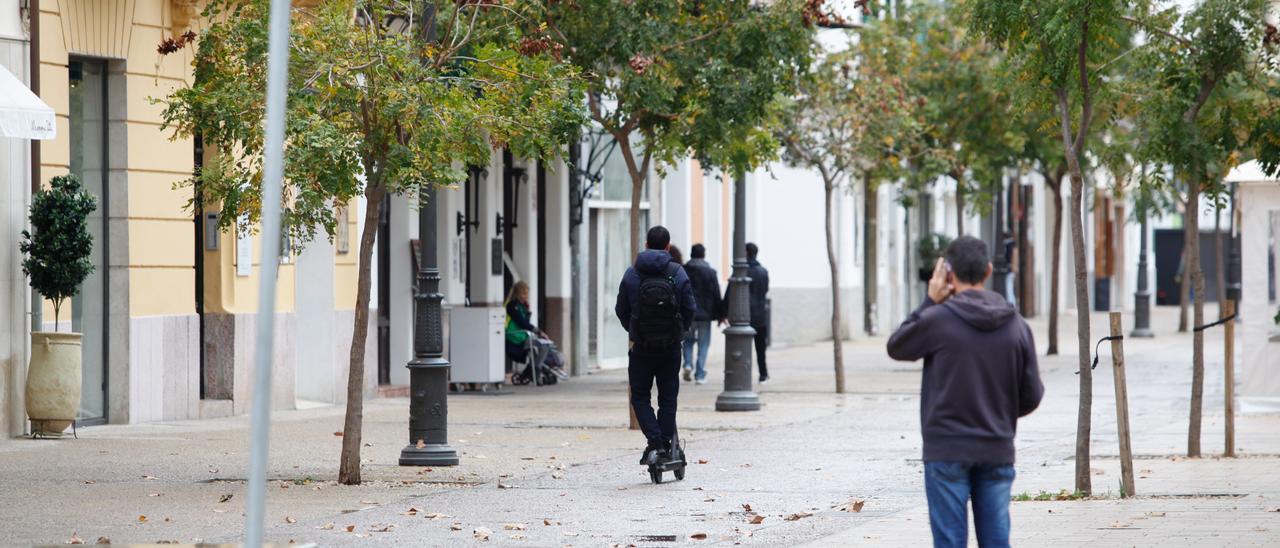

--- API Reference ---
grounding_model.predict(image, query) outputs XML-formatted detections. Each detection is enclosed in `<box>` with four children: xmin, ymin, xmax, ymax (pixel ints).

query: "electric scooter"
<box><xmin>647</xmin><ymin>431</ymin><xmax>687</xmax><ymax>484</ymax></box>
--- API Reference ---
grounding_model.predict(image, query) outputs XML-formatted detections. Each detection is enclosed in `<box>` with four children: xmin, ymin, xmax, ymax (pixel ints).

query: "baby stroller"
<box><xmin>511</xmin><ymin>332</ymin><xmax>568</xmax><ymax>386</ymax></box>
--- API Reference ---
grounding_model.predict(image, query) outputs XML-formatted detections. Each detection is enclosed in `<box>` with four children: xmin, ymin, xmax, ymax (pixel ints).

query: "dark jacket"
<box><xmin>616</xmin><ymin>250</ymin><xmax>697</xmax><ymax>340</ymax></box>
<box><xmin>725</xmin><ymin>259</ymin><xmax>770</xmax><ymax>328</ymax></box>
<box><xmin>506</xmin><ymin>300</ymin><xmax>537</xmax><ymax>333</ymax></box>
<box><xmin>885</xmin><ymin>289</ymin><xmax>1044</xmax><ymax>464</ymax></box>
<box><xmin>683</xmin><ymin>258</ymin><xmax>723</xmax><ymax>322</ymax></box>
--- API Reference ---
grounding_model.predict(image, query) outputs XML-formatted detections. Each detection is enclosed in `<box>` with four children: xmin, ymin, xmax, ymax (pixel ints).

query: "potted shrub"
<box><xmin>20</xmin><ymin>174</ymin><xmax>97</xmax><ymax>436</ymax></box>
<box><xmin>916</xmin><ymin>233</ymin><xmax>952</xmax><ymax>282</ymax></box>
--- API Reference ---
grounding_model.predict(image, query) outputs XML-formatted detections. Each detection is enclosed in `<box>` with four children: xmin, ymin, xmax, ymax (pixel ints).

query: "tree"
<box><xmin>160</xmin><ymin>0</ymin><xmax>583</xmax><ymax>484</ymax></box>
<box><xmin>21</xmin><ymin>174</ymin><xmax>97</xmax><ymax>332</ymax></box>
<box><xmin>971</xmin><ymin>0</ymin><xmax>1134</xmax><ymax>495</ymax></box>
<box><xmin>540</xmin><ymin>0</ymin><xmax>816</xmax><ymax>260</ymax></box>
<box><xmin>1013</xmin><ymin>112</ymin><xmax>1067</xmax><ymax>355</ymax></box>
<box><xmin>1132</xmin><ymin>0</ymin><xmax>1274</xmax><ymax>458</ymax></box>
<box><xmin>778</xmin><ymin>23</ymin><xmax>918</xmax><ymax>394</ymax></box>
<box><xmin>902</xmin><ymin>3</ymin><xmax>1017</xmax><ymax>236</ymax></box>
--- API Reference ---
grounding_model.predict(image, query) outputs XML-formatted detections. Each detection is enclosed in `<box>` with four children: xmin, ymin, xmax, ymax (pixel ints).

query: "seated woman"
<box><xmin>504</xmin><ymin>281</ymin><xmax>567</xmax><ymax>382</ymax></box>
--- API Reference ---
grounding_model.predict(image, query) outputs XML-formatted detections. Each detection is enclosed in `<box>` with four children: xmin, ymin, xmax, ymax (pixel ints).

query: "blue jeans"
<box><xmin>924</xmin><ymin>461</ymin><xmax>1015</xmax><ymax>548</ymax></box>
<box><xmin>682</xmin><ymin>321</ymin><xmax>712</xmax><ymax>380</ymax></box>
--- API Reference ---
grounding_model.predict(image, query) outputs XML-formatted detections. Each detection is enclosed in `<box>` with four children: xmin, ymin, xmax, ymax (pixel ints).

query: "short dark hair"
<box><xmin>745</xmin><ymin>242</ymin><xmax>759</xmax><ymax>260</ymax></box>
<box><xmin>945</xmin><ymin>235</ymin><xmax>990</xmax><ymax>284</ymax></box>
<box><xmin>690</xmin><ymin>243</ymin><xmax>706</xmax><ymax>258</ymax></box>
<box><xmin>646</xmin><ymin>226</ymin><xmax>671</xmax><ymax>250</ymax></box>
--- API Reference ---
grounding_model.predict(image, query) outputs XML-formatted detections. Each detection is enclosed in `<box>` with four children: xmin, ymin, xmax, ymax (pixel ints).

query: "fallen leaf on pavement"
<box><xmin>218</xmin><ymin>494</ymin><xmax>233</xmax><ymax>503</ymax></box>
<box><xmin>137</xmin><ymin>515</ymin><xmax>147</xmax><ymax>523</ymax></box>
<box><xmin>148</xmin><ymin>493</ymin><xmax>162</xmax><ymax>497</ymax></box>
<box><xmin>67</xmin><ymin>531</ymin><xmax>84</xmax><ymax>544</ymax></box>
<box><xmin>317</xmin><ymin>523</ymin><xmax>334</xmax><ymax>530</ymax></box>
<box><xmin>785</xmin><ymin>511</ymin><xmax>813</xmax><ymax>521</ymax></box>
<box><xmin>703</xmin><ymin>496</ymin><xmax>715</xmax><ymax>503</ymax></box>
<box><xmin>344</xmin><ymin>525</ymin><xmax>355</xmax><ymax>533</ymax></box>
<box><xmin>284</xmin><ymin>516</ymin><xmax>296</xmax><ymax>524</ymax></box>
<box><xmin>697</xmin><ymin>459</ymin><xmax>709</xmax><ymax>465</ymax></box>
<box><xmin>401</xmin><ymin>508</ymin><xmax>420</xmax><ymax>516</ymax></box>
<box><xmin>748</xmin><ymin>515</ymin><xmax>765</xmax><ymax>524</ymax></box>
<box><xmin>740</xmin><ymin>463</ymin><xmax>752</xmax><ymax>468</ymax></box>
<box><xmin>94</xmin><ymin>537</ymin><xmax>109</xmax><ymax>544</ymax></box>
<box><xmin>563</xmin><ymin>531</ymin><xmax>579</xmax><ymax>537</ymax></box>
<box><xmin>370</xmin><ymin>524</ymin><xmax>394</xmax><ymax>532</ymax></box>
<box><xmin>359</xmin><ymin>500</ymin><xmax>379</xmax><ymax>505</ymax></box>
<box><xmin>424</xmin><ymin>512</ymin><xmax>450</xmax><ymax>520</ymax></box>
<box><xmin>83</xmin><ymin>480</ymin><xmax>95</xmax><ymax>485</ymax></box>
<box><xmin>498</xmin><ymin>482</ymin><xmax>517</xmax><ymax>489</ymax></box>
<box><xmin>333</xmin><ymin>431</ymin><xmax>343</xmax><ymax>437</ymax></box>
<box><xmin>504</xmin><ymin>523</ymin><xmax>527</xmax><ymax>531</ymax></box>
<box><xmin>1145</xmin><ymin>512</ymin><xmax>1166</xmax><ymax>517</ymax></box>
<box><xmin>142</xmin><ymin>475</ymin><xmax>156</xmax><ymax>480</ymax></box>
<box><xmin>839</xmin><ymin>499</ymin><xmax>866</xmax><ymax>513</ymax></box>
<box><xmin>741</xmin><ymin>503</ymin><xmax>753</xmax><ymax>512</ymax></box>
<box><xmin>510</xmin><ymin>533</ymin><xmax>526</xmax><ymax>540</ymax></box>
<box><xmin>690</xmin><ymin>532</ymin><xmax>708</xmax><ymax>540</ymax></box>
<box><xmin>474</xmin><ymin>527</ymin><xmax>492</xmax><ymax>541</ymax></box>
<box><xmin>450</xmin><ymin>523</ymin><xmax>463</xmax><ymax>531</ymax></box>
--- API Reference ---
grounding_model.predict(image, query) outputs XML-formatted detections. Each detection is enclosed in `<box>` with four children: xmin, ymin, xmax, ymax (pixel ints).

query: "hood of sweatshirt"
<box><xmin>941</xmin><ymin>289</ymin><xmax>1017</xmax><ymax>332</ymax></box>
<box><xmin>635</xmin><ymin>249</ymin><xmax>673</xmax><ymax>275</ymax></box>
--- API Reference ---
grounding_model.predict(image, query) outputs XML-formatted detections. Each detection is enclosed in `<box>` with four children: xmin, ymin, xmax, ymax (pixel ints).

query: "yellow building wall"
<box><xmin>334</xmin><ymin>202</ymin><xmax>359</xmax><ymax>310</ymax></box>
<box><xmin>38</xmin><ymin>0</ymin><xmax>298</xmax><ymax>319</ymax></box>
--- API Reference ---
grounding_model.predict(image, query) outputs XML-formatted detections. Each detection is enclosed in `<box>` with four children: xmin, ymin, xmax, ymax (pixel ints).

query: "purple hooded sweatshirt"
<box><xmin>886</xmin><ymin>289</ymin><xmax>1044</xmax><ymax>464</ymax></box>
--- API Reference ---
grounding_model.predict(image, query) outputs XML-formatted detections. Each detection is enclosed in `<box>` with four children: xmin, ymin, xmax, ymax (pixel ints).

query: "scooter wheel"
<box><xmin>673</xmin><ymin>466</ymin><xmax>685</xmax><ymax>481</ymax></box>
<box><xmin>649</xmin><ymin>467</ymin><xmax>663</xmax><ymax>484</ymax></box>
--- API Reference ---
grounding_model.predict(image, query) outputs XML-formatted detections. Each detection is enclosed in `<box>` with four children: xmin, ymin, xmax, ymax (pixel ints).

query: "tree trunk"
<box><xmin>615</xmin><ymin>132</ymin><xmax>646</xmax><ymax>431</ymax></box>
<box><xmin>338</xmin><ymin>182</ymin><xmax>387</xmax><ymax>485</ymax></box>
<box><xmin>1066</xmin><ymin>163</ymin><xmax>1092</xmax><ymax>495</ymax></box>
<box><xmin>863</xmin><ymin>175</ymin><xmax>879</xmax><ymax>336</ymax></box>
<box><xmin>824</xmin><ymin>177</ymin><xmax>845</xmax><ymax>394</ymax></box>
<box><xmin>954</xmin><ymin>177</ymin><xmax>966</xmax><ymax>236</ymax></box>
<box><xmin>1047</xmin><ymin>174</ymin><xmax>1064</xmax><ymax>356</ymax></box>
<box><xmin>1187</xmin><ymin>181</ymin><xmax>1205</xmax><ymax>457</ymax></box>
<box><xmin>1214</xmin><ymin>202</ymin><xmax>1225</xmax><ymax>319</ymax></box>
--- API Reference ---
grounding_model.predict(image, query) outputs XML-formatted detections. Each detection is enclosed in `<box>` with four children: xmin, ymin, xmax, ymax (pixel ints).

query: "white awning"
<box><xmin>0</xmin><ymin>64</ymin><xmax>56</xmax><ymax>140</ymax></box>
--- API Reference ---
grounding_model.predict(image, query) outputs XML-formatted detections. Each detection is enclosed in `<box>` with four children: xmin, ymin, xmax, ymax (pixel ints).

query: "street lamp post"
<box><xmin>992</xmin><ymin>174</ymin><xmax>1010</xmax><ymax>298</ymax></box>
<box><xmin>716</xmin><ymin>174</ymin><xmax>761</xmax><ymax>412</ymax></box>
<box><xmin>399</xmin><ymin>185</ymin><xmax>459</xmax><ymax>466</ymax></box>
<box><xmin>1132</xmin><ymin>210</ymin><xmax>1155</xmax><ymax>337</ymax></box>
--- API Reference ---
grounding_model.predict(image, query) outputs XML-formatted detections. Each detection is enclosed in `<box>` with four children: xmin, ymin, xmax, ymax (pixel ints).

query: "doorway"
<box><xmin>67</xmin><ymin>58</ymin><xmax>109</xmax><ymax>424</ymax></box>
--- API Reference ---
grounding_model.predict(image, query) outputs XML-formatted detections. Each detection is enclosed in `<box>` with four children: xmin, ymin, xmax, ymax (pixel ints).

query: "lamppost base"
<box><xmin>715</xmin><ymin>390</ymin><xmax>761</xmax><ymax>412</ymax></box>
<box><xmin>398</xmin><ymin>444</ymin><xmax>459</xmax><ymax>466</ymax></box>
<box><xmin>1130</xmin><ymin>327</ymin><xmax>1154</xmax><ymax>338</ymax></box>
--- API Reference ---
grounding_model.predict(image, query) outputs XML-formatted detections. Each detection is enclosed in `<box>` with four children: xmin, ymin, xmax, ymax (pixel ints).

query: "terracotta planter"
<box><xmin>25</xmin><ymin>332</ymin><xmax>83</xmax><ymax>435</ymax></box>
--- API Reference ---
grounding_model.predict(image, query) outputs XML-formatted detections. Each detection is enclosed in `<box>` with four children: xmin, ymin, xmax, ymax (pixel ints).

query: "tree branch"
<box><xmin>1120</xmin><ymin>15</ymin><xmax>1194</xmax><ymax>49</ymax></box>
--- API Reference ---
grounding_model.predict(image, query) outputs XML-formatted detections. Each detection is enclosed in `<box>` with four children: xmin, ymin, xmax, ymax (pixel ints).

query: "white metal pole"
<box><xmin>245</xmin><ymin>0</ymin><xmax>292</xmax><ymax>545</ymax></box>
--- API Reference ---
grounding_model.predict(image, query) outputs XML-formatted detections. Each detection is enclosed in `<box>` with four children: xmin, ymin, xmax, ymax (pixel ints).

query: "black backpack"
<box><xmin>632</xmin><ymin>262</ymin><xmax>684</xmax><ymax>350</ymax></box>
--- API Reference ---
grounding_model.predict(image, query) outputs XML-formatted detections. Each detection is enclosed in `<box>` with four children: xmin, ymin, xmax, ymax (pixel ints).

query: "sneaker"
<box><xmin>759</xmin><ymin>374</ymin><xmax>770</xmax><ymax>383</ymax></box>
<box><xmin>640</xmin><ymin>443</ymin><xmax>663</xmax><ymax>465</ymax></box>
<box><xmin>695</xmin><ymin>378</ymin><xmax>707</xmax><ymax>385</ymax></box>
<box><xmin>551</xmin><ymin>367</ymin><xmax>570</xmax><ymax>381</ymax></box>
<box><xmin>682</xmin><ymin>368</ymin><xmax>693</xmax><ymax>382</ymax></box>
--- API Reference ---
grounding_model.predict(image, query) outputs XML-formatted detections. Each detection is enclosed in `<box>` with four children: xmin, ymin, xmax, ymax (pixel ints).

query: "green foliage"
<box><xmin>776</xmin><ymin>23</ymin><xmax>919</xmax><ymax>188</ymax></box>
<box><xmin>20</xmin><ymin>174</ymin><xmax>97</xmax><ymax>330</ymax></box>
<box><xmin>1133</xmin><ymin>0</ymin><xmax>1274</xmax><ymax>196</ymax></box>
<box><xmin>160</xmin><ymin>0</ymin><xmax>585</xmax><ymax>246</ymax></box>
<box><xmin>542</xmin><ymin>0</ymin><xmax>814</xmax><ymax>178</ymax></box>
<box><xmin>915</xmin><ymin>233</ymin><xmax>953</xmax><ymax>267</ymax></box>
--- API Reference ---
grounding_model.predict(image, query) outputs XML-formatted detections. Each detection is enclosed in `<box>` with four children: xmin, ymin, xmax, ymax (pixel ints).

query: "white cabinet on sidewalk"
<box><xmin>450</xmin><ymin>307</ymin><xmax>505</xmax><ymax>384</ymax></box>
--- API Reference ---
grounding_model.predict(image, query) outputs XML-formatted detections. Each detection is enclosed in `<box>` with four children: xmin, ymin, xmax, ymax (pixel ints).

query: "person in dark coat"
<box><xmin>681</xmin><ymin>244</ymin><xmax>723</xmax><ymax>384</ymax></box>
<box><xmin>735</xmin><ymin>242</ymin><xmax>770</xmax><ymax>382</ymax></box>
<box><xmin>616</xmin><ymin>226</ymin><xmax>697</xmax><ymax>464</ymax></box>
<box><xmin>886</xmin><ymin>235</ymin><xmax>1044</xmax><ymax>548</ymax></box>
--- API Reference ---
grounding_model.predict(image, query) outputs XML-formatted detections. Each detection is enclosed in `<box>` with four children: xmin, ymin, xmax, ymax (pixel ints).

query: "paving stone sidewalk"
<box><xmin>0</xmin><ymin>307</ymin><xmax>1275</xmax><ymax>547</ymax></box>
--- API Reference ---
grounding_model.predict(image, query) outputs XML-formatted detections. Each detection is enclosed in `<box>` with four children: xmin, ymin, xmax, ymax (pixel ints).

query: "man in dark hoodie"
<box><xmin>887</xmin><ymin>235</ymin><xmax>1044</xmax><ymax>548</ymax></box>
<box><xmin>682</xmin><ymin>243</ymin><xmax>723</xmax><ymax>384</ymax></box>
<box><xmin>616</xmin><ymin>226</ymin><xmax>698</xmax><ymax>464</ymax></box>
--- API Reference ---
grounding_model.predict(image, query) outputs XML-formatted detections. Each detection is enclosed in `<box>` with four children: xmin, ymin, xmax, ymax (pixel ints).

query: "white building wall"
<box><xmin>0</xmin><ymin>3</ymin><xmax>30</xmax><ymax>435</ymax></box>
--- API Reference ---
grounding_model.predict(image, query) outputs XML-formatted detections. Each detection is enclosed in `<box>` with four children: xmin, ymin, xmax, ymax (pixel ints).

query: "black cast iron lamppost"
<box><xmin>716</xmin><ymin>173</ymin><xmax>761</xmax><ymax>412</ymax></box>
<box><xmin>399</xmin><ymin>2</ymin><xmax>457</xmax><ymax>467</ymax></box>
<box><xmin>1131</xmin><ymin>207</ymin><xmax>1155</xmax><ymax>337</ymax></box>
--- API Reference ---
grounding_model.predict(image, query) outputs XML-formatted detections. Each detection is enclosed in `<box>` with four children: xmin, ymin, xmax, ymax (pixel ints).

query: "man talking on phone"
<box><xmin>886</xmin><ymin>235</ymin><xmax>1044</xmax><ymax>548</ymax></box>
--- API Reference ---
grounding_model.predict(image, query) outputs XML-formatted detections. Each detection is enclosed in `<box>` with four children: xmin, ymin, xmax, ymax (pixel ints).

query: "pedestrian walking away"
<box><xmin>616</xmin><ymin>226</ymin><xmax>697</xmax><ymax>466</ymax></box>
<box><xmin>739</xmin><ymin>242</ymin><xmax>770</xmax><ymax>382</ymax></box>
<box><xmin>682</xmin><ymin>243</ymin><xmax>724</xmax><ymax>384</ymax></box>
<box><xmin>886</xmin><ymin>235</ymin><xmax>1044</xmax><ymax>548</ymax></box>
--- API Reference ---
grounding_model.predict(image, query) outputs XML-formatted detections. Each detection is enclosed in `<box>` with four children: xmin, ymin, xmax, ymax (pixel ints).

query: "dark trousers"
<box><xmin>753</xmin><ymin>326</ymin><xmax>768</xmax><ymax>378</ymax></box>
<box><xmin>628</xmin><ymin>345</ymin><xmax>681</xmax><ymax>446</ymax></box>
